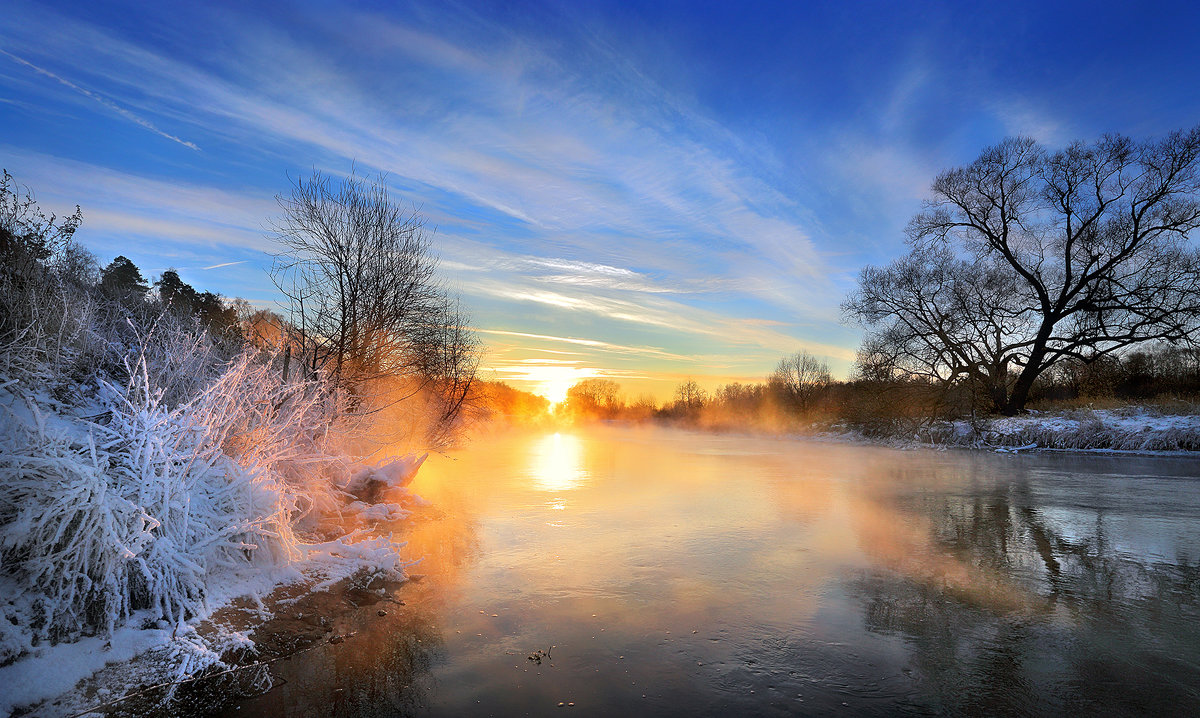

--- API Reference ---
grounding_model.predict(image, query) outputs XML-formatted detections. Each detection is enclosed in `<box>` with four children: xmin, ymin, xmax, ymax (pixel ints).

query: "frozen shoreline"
<box><xmin>0</xmin><ymin>557</ymin><xmax>420</xmax><ymax>718</ymax></box>
<box><xmin>810</xmin><ymin>407</ymin><xmax>1200</xmax><ymax>457</ymax></box>
<box><xmin>651</xmin><ymin>407</ymin><xmax>1200</xmax><ymax>457</ymax></box>
<box><xmin>0</xmin><ymin>357</ymin><xmax>435</xmax><ymax>718</ymax></box>
<box><xmin>0</xmin><ymin>527</ymin><xmax>421</xmax><ymax>718</ymax></box>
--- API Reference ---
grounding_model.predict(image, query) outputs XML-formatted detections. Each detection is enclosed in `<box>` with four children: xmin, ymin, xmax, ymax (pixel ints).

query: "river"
<box><xmin>224</xmin><ymin>426</ymin><xmax>1200</xmax><ymax>717</ymax></box>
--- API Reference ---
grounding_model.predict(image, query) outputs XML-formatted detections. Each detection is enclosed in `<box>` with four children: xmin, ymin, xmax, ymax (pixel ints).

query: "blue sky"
<box><xmin>3</xmin><ymin>0</ymin><xmax>1198</xmax><ymax>400</ymax></box>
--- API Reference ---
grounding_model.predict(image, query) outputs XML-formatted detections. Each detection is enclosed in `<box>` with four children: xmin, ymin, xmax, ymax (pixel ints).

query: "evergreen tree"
<box><xmin>100</xmin><ymin>255</ymin><xmax>149</xmax><ymax>299</ymax></box>
<box><xmin>156</xmin><ymin>268</ymin><xmax>198</xmax><ymax>309</ymax></box>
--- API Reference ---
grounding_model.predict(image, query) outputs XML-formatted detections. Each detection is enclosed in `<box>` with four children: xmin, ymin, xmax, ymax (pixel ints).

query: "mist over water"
<box><xmin>228</xmin><ymin>427</ymin><xmax>1200</xmax><ymax>717</ymax></box>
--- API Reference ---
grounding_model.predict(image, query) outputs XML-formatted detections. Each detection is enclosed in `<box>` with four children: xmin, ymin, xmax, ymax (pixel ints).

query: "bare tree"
<box><xmin>566</xmin><ymin>378</ymin><xmax>622</xmax><ymax>417</ymax></box>
<box><xmin>271</xmin><ymin>170</ymin><xmax>443</xmax><ymax>385</ymax></box>
<box><xmin>414</xmin><ymin>297</ymin><xmax>482</xmax><ymax>436</ymax></box>
<box><xmin>673</xmin><ymin>379</ymin><xmax>707</xmax><ymax>413</ymax></box>
<box><xmin>845</xmin><ymin>128</ymin><xmax>1200</xmax><ymax>414</ymax></box>
<box><xmin>270</xmin><ymin>169</ymin><xmax>480</xmax><ymax>429</ymax></box>
<box><xmin>770</xmin><ymin>349</ymin><xmax>832</xmax><ymax>413</ymax></box>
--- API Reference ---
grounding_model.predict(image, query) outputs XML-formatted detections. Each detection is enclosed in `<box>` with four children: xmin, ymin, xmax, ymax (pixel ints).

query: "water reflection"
<box><xmin>848</xmin><ymin>458</ymin><xmax>1200</xmax><ymax>715</ymax></box>
<box><xmin>221</xmin><ymin>427</ymin><xmax>1200</xmax><ymax>717</ymax></box>
<box><xmin>527</xmin><ymin>432</ymin><xmax>589</xmax><ymax>493</ymax></box>
<box><xmin>234</xmin><ymin>599</ymin><xmax>446</xmax><ymax>718</ymax></box>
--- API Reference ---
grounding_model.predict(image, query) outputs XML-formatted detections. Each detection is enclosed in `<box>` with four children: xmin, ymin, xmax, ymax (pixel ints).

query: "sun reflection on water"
<box><xmin>528</xmin><ymin>432</ymin><xmax>589</xmax><ymax>492</ymax></box>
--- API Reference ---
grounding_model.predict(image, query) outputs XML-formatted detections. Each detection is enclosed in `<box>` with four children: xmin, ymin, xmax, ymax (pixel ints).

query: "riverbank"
<box><xmin>0</xmin><ymin>529</ymin><xmax>420</xmax><ymax>717</ymax></box>
<box><xmin>658</xmin><ymin>404</ymin><xmax>1200</xmax><ymax>456</ymax></box>
<box><xmin>0</xmin><ymin>348</ymin><xmax>439</xmax><ymax>717</ymax></box>
<box><xmin>15</xmin><ymin>569</ymin><xmax>418</xmax><ymax>718</ymax></box>
<box><xmin>846</xmin><ymin>406</ymin><xmax>1200</xmax><ymax>455</ymax></box>
<box><xmin>0</xmin><ymin>375</ymin><xmax>431</xmax><ymax>717</ymax></box>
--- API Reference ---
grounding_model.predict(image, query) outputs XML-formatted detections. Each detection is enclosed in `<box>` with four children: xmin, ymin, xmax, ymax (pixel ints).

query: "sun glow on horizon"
<box><xmin>489</xmin><ymin>363</ymin><xmax>603</xmax><ymax>403</ymax></box>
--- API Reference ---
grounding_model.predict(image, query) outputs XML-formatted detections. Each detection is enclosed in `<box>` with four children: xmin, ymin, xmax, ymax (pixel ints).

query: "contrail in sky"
<box><xmin>1</xmin><ymin>49</ymin><xmax>200</xmax><ymax>151</ymax></box>
<box><xmin>202</xmin><ymin>260</ymin><xmax>248</xmax><ymax>270</ymax></box>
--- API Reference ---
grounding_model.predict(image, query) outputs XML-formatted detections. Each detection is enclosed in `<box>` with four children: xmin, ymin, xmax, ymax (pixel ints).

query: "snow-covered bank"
<box><xmin>0</xmin><ymin>356</ymin><xmax>432</xmax><ymax>717</ymax></box>
<box><xmin>821</xmin><ymin>407</ymin><xmax>1200</xmax><ymax>455</ymax></box>
<box><xmin>0</xmin><ymin>540</ymin><xmax>416</xmax><ymax>717</ymax></box>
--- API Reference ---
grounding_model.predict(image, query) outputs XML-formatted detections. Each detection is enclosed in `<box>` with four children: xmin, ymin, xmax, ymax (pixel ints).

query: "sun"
<box><xmin>488</xmin><ymin>359</ymin><xmax>604</xmax><ymax>405</ymax></box>
<box><xmin>528</xmin><ymin>365</ymin><xmax>593</xmax><ymax>404</ymax></box>
<box><xmin>500</xmin><ymin>364</ymin><xmax>599</xmax><ymax>404</ymax></box>
<box><xmin>538</xmin><ymin>375</ymin><xmax>574</xmax><ymax>404</ymax></box>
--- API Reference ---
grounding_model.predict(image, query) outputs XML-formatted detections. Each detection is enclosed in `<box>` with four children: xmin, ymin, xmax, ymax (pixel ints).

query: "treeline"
<box><xmin>561</xmin><ymin>346</ymin><xmax>1200</xmax><ymax>435</ymax></box>
<box><xmin>1</xmin><ymin>172</ymin><xmax>239</xmax><ymax>398</ymax></box>
<box><xmin>561</xmin><ymin>125</ymin><xmax>1200</xmax><ymax>433</ymax></box>
<box><xmin>476</xmin><ymin>379</ymin><xmax>553</xmax><ymax>426</ymax></box>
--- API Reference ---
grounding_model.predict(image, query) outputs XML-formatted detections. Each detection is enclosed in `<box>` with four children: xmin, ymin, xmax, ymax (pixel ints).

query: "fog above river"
<box><xmin>231</xmin><ymin>427</ymin><xmax>1200</xmax><ymax>717</ymax></box>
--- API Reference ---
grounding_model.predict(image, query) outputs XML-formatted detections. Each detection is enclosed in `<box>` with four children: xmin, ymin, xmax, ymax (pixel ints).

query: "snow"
<box><xmin>0</xmin><ymin>616</ymin><xmax>170</xmax><ymax>717</ymax></box>
<box><xmin>968</xmin><ymin>408</ymin><xmax>1200</xmax><ymax>453</ymax></box>
<box><xmin>0</xmin><ymin>347</ymin><xmax>433</xmax><ymax>716</ymax></box>
<box><xmin>345</xmin><ymin>452</ymin><xmax>428</xmax><ymax>493</ymax></box>
<box><xmin>819</xmin><ymin>407</ymin><xmax>1200</xmax><ymax>455</ymax></box>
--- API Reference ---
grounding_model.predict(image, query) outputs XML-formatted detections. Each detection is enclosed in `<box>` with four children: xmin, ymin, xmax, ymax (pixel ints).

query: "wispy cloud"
<box><xmin>477</xmin><ymin>329</ymin><xmax>690</xmax><ymax>361</ymax></box>
<box><xmin>2</xmin><ymin>5</ymin><xmax>833</xmax><ymax>301</ymax></box>
<box><xmin>473</xmin><ymin>281</ymin><xmax>854</xmax><ymax>361</ymax></box>
<box><xmin>1</xmin><ymin>49</ymin><xmax>199</xmax><ymax>150</ymax></box>
<box><xmin>0</xmin><ymin>148</ymin><xmax>275</xmax><ymax>251</ymax></box>
<box><xmin>0</xmin><ymin>1</ymin><xmax>866</xmax><ymax>392</ymax></box>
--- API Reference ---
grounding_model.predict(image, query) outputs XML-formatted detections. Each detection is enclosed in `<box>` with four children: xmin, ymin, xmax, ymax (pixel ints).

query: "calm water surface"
<box><xmin>229</xmin><ymin>426</ymin><xmax>1200</xmax><ymax>717</ymax></box>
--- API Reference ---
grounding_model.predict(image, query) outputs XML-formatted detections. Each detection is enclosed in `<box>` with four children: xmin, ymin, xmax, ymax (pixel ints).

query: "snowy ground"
<box><xmin>0</xmin><ymin>523</ymin><xmax>423</xmax><ymax>718</ymax></box>
<box><xmin>943</xmin><ymin>408</ymin><xmax>1200</xmax><ymax>453</ymax></box>
<box><xmin>0</xmin><ymin>343</ymin><xmax>439</xmax><ymax>717</ymax></box>
<box><xmin>823</xmin><ymin>407</ymin><xmax>1200</xmax><ymax>455</ymax></box>
<box><xmin>0</xmin><ymin>551</ymin><xmax>421</xmax><ymax>717</ymax></box>
<box><xmin>0</xmin><ymin>374</ymin><xmax>431</xmax><ymax>718</ymax></box>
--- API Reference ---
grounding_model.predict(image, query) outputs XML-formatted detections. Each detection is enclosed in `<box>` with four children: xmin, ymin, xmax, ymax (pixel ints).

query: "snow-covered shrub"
<box><xmin>0</xmin><ymin>269</ymin><xmax>103</xmax><ymax>391</ymax></box>
<box><xmin>0</xmin><ymin>365</ymin><xmax>286</xmax><ymax>644</ymax></box>
<box><xmin>0</xmin><ymin>336</ymin><xmax>419</xmax><ymax>653</ymax></box>
<box><xmin>0</xmin><ymin>176</ymin><xmax>429</xmax><ymax>695</ymax></box>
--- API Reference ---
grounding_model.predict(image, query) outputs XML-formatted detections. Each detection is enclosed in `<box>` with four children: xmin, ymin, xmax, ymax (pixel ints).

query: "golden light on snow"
<box><xmin>528</xmin><ymin>432</ymin><xmax>588</xmax><ymax>492</ymax></box>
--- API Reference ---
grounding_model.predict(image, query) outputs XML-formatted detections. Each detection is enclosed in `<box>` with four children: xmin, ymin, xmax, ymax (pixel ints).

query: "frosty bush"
<box><xmin>2</xmin><ymin>371</ymin><xmax>259</xmax><ymax>643</ymax></box>
<box><xmin>0</xmin><ymin>340</ymin><xmax>408</xmax><ymax>651</ymax></box>
<box><xmin>0</xmin><ymin>172</ymin><xmax>439</xmax><ymax>693</ymax></box>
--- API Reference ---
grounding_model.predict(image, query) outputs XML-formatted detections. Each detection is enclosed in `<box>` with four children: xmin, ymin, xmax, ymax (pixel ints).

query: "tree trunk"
<box><xmin>989</xmin><ymin>383</ymin><xmax>1009</xmax><ymax>415</ymax></box>
<box><xmin>1003</xmin><ymin>361</ymin><xmax>1043</xmax><ymax>415</ymax></box>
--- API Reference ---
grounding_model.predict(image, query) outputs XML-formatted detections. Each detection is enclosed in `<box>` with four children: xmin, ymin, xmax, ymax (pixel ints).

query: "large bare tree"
<box><xmin>845</xmin><ymin>128</ymin><xmax>1200</xmax><ymax>414</ymax></box>
<box><xmin>270</xmin><ymin>170</ymin><xmax>479</xmax><ymax>422</ymax></box>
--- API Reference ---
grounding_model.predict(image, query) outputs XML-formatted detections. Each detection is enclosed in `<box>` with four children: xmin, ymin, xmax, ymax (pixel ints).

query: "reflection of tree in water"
<box><xmin>238</xmin><ymin>506</ymin><xmax>485</xmax><ymax>718</ymax></box>
<box><xmin>852</xmin><ymin>464</ymin><xmax>1200</xmax><ymax>715</ymax></box>
<box><xmin>242</xmin><ymin>598</ymin><xmax>447</xmax><ymax>718</ymax></box>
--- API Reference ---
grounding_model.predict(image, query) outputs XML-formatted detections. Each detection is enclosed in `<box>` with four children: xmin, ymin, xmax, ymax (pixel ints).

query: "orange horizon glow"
<box><xmin>487</xmin><ymin>361</ymin><xmax>788</xmax><ymax>405</ymax></box>
<box><xmin>486</xmin><ymin>363</ymin><xmax>602</xmax><ymax>403</ymax></box>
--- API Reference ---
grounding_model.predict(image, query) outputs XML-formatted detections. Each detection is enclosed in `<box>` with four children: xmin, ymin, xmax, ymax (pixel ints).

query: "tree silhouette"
<box><xmin>100</xmin><ymin>255</ymin><xmax>149</xmax><ymax>299</ymax></box>
<box><xmin>0</xmin><ymin>169</ymin><xmax>82</xmax><ymax>283</ymax></box>
<box><xmin>770</xmin><ymin>349</ymin><xmax>831</xmax><ymax>413</ymax></box>
<box><xmin>845</xmin><ymin>127</ymin><xmax>1200</xmax><ymax>414</ymax></box>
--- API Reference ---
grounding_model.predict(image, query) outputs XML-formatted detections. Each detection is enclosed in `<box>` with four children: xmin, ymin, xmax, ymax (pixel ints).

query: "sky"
<box><xmin>3</xmin><ymin>0</ymin><xmax>1199</xmax><ymax>401</ymax></box>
